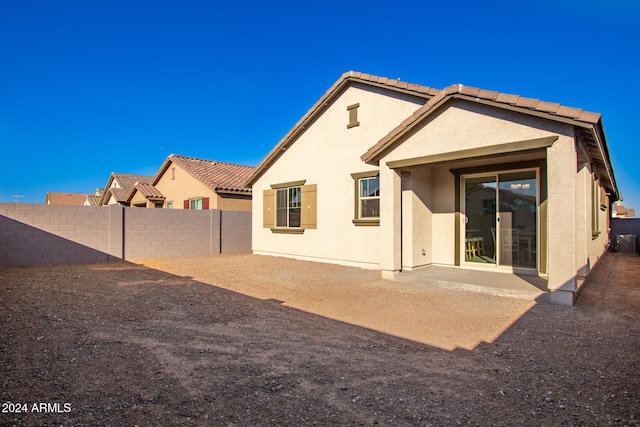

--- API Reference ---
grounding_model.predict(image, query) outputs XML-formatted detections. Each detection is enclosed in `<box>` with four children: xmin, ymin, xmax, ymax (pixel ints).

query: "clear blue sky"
<box><xmin>1</xmin><ymin>0</ymin><xmax>638</xmax><ymax>210</ymax></box>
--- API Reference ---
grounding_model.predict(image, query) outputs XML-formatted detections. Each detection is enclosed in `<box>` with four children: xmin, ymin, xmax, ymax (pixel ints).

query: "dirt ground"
<box><xmin>1</xmin><ymin>253</ymin><xmax>639</xmax><ymax>426</ymax></box>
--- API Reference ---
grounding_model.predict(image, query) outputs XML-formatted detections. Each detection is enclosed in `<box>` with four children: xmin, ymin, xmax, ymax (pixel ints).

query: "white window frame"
<box><xmin>358</xmin><ymin>176</ymin><xmax>380</xmax><ymax>219</ymax></box>
<box><xmin>190</xmin><ymin>198</ymin><xmax>203</xmax><ymax>210</ymax></box>
<box><xmin>275</xmin><ymin>186</ymin><xmax>302</xmax><ymax>228</ymax></box>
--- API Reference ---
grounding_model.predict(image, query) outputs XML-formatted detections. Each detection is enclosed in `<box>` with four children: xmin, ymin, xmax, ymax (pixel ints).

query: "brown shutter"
<box><xmin>301</xmin><ymin>184</ymin><xmax>317</xmax><ymax>229</ymax></box>
<box><xmin>202</xmin><ymin>197</ymin><xmax>210</xmax><ymax>210</ymax></box>
<box><xmin>263</xmin><ymin>189</ymin><xmax>274</xmax><ymax>228</ymax></box>
<box><xmin>184</xmin><ymin>200</ymin><xmax>189</xmax><ymax>209</ymax></box>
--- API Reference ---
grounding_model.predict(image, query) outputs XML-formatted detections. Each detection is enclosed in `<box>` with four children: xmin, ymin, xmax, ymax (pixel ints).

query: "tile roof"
<box><xmin>245</xmin><ymin>71</ymin><xmax>439</xmax><ymax>187</ymax></box>
<box><xmin>130</xmin><ymin>182</ymin><xmax>166</xmax><ymax>200</ymax></box>
<box><xmin>161</xmin><ymin>155</ymin><xmax>255</xmax><ymax>194</ymax></box>
<box><xmin>45</xmin><ymin>192</ymin><xmax>89</xmax><ymax>205</ymax></box>
<box><xmin>113</xmin><ymin>173</ymin><xmax>154</xmax><ymax>192</ymax></box>
<box><xmin>362</xmin><ymin>83</ymin><xmax>604</xmax><ymax>163</ymax></box>
<box><xmin>360</xmin><ymin>82</ymin><xmax>617</xmax><ymax>196</ymax></box>
<box><xmin>84</xmin><ymin>195</ymin><xmax>101</xmax><ymax>206</ymax></box>
<box><xmin>99</xmin><ymin>173</ymin><xmax>154</xmax><ymax>205</ymax></box>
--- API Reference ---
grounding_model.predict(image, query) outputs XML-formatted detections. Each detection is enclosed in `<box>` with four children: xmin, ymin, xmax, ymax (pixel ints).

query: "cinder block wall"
<box><xmin>611</xmin><ymin>218</ymin><xmax>640</xmax><ymax>236</ymax></box>
<box><xmin>124</xmin><ymin>208</ymin><xmax>221</xmax><ymax>259</ymax></box>
<box><xmin>0</xmin><ymin>203</ymin><xmax>123</xmax><ymax>266</ymax></box>
<box><xmin>0</xmin><ymin>203</ymin><xmax>252</xmax><ymax>266</ymax></box>
<box><xmin>221</xmin><ymin>210</ymin><xmax>252</xmax><ymax>254</ymax></box>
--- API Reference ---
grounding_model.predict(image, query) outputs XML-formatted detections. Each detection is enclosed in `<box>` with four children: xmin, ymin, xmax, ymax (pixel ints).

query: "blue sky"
<box><xmin>1</xmin><ymin>0</ymin><xmax>638</xmax><ymax>209</ymax></box>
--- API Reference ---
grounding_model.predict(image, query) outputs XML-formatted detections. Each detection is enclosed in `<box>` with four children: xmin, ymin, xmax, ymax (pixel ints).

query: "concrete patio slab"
<box><xmin>392</xmin><ymin>265</ymin><xmax>548</xmax><ymax>300</ymax></box>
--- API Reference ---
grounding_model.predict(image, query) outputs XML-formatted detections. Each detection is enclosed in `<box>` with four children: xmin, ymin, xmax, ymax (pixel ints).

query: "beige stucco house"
<box><xmin>99</xmin><ymin>173</ymin><xmax>154</xmax><ymax>206</ymax></box>
<box><xmin>246</xmin><ymin>71</ymin><xmax>618</xmax><ymax>306</ymax></box>
<box><xmin>127</xmin><ymin>154</ymin><xmax>254</xmax><ymax>211</ymax></box>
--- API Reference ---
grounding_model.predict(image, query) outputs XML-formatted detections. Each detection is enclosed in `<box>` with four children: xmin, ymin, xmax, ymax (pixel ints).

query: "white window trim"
<box><xmin>358</xmin><ymin>176</ymin><xmax>380</xmax><ymax>219</ymax></box>
<box><xmin>275</xmin><ymin>186</ymin><xmax>302</xmax><ymax>228</ymax></box>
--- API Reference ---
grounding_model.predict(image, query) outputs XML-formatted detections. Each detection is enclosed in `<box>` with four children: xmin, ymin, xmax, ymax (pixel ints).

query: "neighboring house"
<box><xmin>45</xmin><ymin>192</ymin><xmax>90</xmax><ymax>206</ymax></box>
<box><xmin>246</xmin><ymin>71</ymin><xmax>618</xmax><ymax>306</ymax></box>
<box><xmin>613</xmin><ymin>202</ymin><xmax>635</xmax><ymax>218</ymax></box>
<box><xmin>127</xmin><ymin>154</ymin><xmax>254</xmax><ymax>211</ymax></box>
<box><xmin>83</xmin><ymin>189</ymin><xmax>104</xmax><ymax>206</ymax></box>
<box><xmin>99</xmin><ymin>173</ymin><xmax>154</xmax><ymax>206</ymax></box>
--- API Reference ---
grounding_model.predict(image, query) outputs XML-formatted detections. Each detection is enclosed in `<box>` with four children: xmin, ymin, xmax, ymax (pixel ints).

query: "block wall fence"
<box><xmin>611</xmin><ymin>218</ymin><xmax>640</xmax><ymax>253</ymax></box>
<box><xmin>0</xmin><ymin>203</ymin><xmax>251</xmax><ymax>267</ymax></box>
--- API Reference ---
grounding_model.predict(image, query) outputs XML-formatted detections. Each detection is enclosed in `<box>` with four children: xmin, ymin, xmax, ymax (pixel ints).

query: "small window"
<box><xmin>351</xmin><ymin>171</ymin><xmax>380</xmax><ymax>225</ymax></box>
<box><xmin>190</xmin><ymin>198</ymin><xmax>203</xmax><ymax>210</ymax></box>
<box><xmin>347</xmin><ymin>103</ymin><xmax>360</xmax><ymax>129</ymax></box>
<box><xmin>276</xmin><ymin>187</ymin><xmax>301</xmax><ymax>228</ymax></box>
<box><xmin>359</xmin><ymin>176</ymin><xmax>380</xmax><ymax>218</ymax></box>
<box><xmin>165</xmin><ymin>201</ymin><xmax>173</xmax><ymax>209</ymax></box>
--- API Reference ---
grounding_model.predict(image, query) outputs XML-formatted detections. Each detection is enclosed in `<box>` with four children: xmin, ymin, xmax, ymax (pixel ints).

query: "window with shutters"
<box><xmin>264</xmin><ymin>182</ymin><xmax>316</xmax><ymax>232</ymax></box>
<box><xmin>190</xmin><ymin>198</ymin><xmax>203</xmax><ymax>210</ymax></box>
<box><xmin>184</xmin><ymin>197</ymin><xmax>209</xmax><ymax>210</ymax></box>
<box><xmin>347</xmin><ymin>103</ymin><xmax>360</xmax><ymax>128</ymax></box>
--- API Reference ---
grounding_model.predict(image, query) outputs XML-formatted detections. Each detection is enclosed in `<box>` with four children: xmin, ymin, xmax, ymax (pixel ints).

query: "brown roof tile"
<box><xmin>514</xmin><ymin>97</ymin><xmax>540</xmax><ymax>109</ymax></box>
<box><xmin>362</xmin><ymin>82</ymin><xmax>607</xmax><ymax>163</ymax></box>
<box><xmin>477</xmin><ymin>89</ymin><xmax>500</xmax><ymax>100</ymax></box>
<box><xmin>536</xmin><ymin>101</ymin><xmax>561</xmax><ymax>113</ymax></box>
<box><xmin>495</xmin><ymin>93</ymin><xmax>520</xmax><ymax>104</ymax></box>
<box><xmin>555</xmin><ymin>105</ymin><xmax>584</xmax><ymax>119</ymax></box>
<box><xmin>134</xmin><ymin>182</ymin><xmax>165</xmax><ymax>199</ymax></box>
<box><xmin>578</xmin><ymin>111</ymin><xmax>602</xmax><ymax>123</ymax></box>
<box><xmin>169</xmin><ymin>155</ymin><xmax>255</xmax><ymax>194</ymax></box>
<box><xmin>45</xmin><ymin>192</ymin><xmax>89</xmax><ymax>205</ymax></box>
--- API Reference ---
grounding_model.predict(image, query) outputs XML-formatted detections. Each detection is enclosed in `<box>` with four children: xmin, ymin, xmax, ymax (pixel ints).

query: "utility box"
<box><xmin>616</xmin><ymin>235</ymin><xmax>638</xmax><ymax>253</ymax></box>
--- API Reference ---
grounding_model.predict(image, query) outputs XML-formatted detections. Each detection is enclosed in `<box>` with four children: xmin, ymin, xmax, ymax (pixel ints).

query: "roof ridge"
<box><xmin>171</xmin><ymin>154</ymin><xmax>255</xmax><ymax>169</ymax></box>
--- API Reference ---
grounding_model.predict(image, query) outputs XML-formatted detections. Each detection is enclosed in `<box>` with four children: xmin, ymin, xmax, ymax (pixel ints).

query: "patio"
<box><xmin>392</xmin><ymin>265</ymin><xmax>548</xmax><ymax>300</ymax></box>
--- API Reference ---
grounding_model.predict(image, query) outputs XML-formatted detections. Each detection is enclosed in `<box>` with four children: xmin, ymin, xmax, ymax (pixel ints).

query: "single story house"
<box><xmin>127</xmin><ymin>154</ymin><xmax>254</xmax><ymax>211</ymax></box>
<box><xmin>245</xmin><ymin>71</ymin><xmax>618</xmax><ymax>305</ymax></box>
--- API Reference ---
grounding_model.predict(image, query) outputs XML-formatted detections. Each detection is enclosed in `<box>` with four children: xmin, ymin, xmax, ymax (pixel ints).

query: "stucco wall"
<box><xmin>216</xmin><ymin>194</ymin><xmax>252</xmax><ymax>212</ymax></box>
<box><xmin>382</xmin><ymin>100</ymin><xmax>572</xmax><ymax>164</ymax></box>
<box><xmin>252</xmin><ymin>83</ymin><xmax>426</xmax><ymax>268</ymax></box>
<box><xmin>401</xmin><ymin>167</ymin><xmax>433</xmax><ymax>269</ymax></box>
<box><xmin>155</xmin><ymin>163</ymin><xmax>218</xmax><ymax>209</ymax></box>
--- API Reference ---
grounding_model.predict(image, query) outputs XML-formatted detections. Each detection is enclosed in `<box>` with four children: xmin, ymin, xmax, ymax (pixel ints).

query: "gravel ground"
<box><xmin>1</xmin><ymin>252</ymin><xmax>638</xmax><ymax>426</ymax></box>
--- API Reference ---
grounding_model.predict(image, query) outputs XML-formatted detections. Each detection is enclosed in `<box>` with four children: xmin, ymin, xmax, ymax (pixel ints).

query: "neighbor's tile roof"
<box><xmin>84</xmin><ymin>195</ymin><xmax>101</xmax><ymax>206</ymax></box>
<box><xmin>45</xmin><ymin>192</ymin><xmax>89</xmax><ymax>205</ymax></box>
<box><xmin>244</xmin><ymin>71</ymin><xmax>439</xmax><ymax>187</ymax></box>
<box><xmin>132</xmin><ymin>182</ymin><xmax>165</xmax><ymax>200</ymax></box>
<box><xmin>112</xmin><ymin>173</ymin><xmax>154</xmax><ymax>192</ymax></box>
<box><xmin>168</xmin><ymin>155</ymin><xmax>255</xmax><ymax>194</ymax></box>
<box><xmin>100</xmin><ymin>173</ymin><xmax>154</xmax><ymax>205</ymax></box>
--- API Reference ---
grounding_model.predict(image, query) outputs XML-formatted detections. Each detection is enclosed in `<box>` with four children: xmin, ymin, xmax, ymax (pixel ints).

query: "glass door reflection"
<box><xmin>464</xmin><ymin>176</ymin><xmax>497</xmax><ymax>264</ymax></box>
<box><xmin>498</xmin><ymin>171</ymin><xmax>537</xmax><ymax>268</ymax></box>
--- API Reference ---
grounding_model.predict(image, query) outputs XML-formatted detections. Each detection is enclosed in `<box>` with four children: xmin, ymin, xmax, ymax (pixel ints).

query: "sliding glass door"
<box><xmin>463</xmin><ymin>170</ymin><xmax>537</xmax><ymax>269</ymax></box>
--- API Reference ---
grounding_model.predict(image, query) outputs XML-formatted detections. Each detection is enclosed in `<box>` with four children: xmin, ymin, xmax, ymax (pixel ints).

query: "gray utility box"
<box><xmin>616</xmin><ymin>235</ymin><xmax>638</xmax><ymax>253</ymax></box>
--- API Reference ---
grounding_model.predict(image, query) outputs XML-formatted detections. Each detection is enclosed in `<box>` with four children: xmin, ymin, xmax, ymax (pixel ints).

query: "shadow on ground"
<box><xmin>0</xmin><ymin>253</ymin><xmax>638</xmax><ymax>425</ymax></box>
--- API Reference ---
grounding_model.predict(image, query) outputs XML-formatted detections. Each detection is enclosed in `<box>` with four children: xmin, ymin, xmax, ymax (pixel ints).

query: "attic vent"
<box><xmin>347</xmin><ymin>103</ymin><xmax>360</xmax><ymax>129</ymax></box>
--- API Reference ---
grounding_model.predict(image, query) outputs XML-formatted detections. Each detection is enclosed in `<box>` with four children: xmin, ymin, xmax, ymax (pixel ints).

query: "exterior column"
<box><xmin>380</xmin><ymin>165</ymin><xmax>402</xmax><ymax>279</ymax></box>
<box><xmin>546</xmin><ymin>135</ymin><xmax>577</xmax><ymax>305</ymax></box>
<box><xmin>575</xmin><ymin>163</ymin><xmax>591</xmax><ymax>281</ymax></box>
